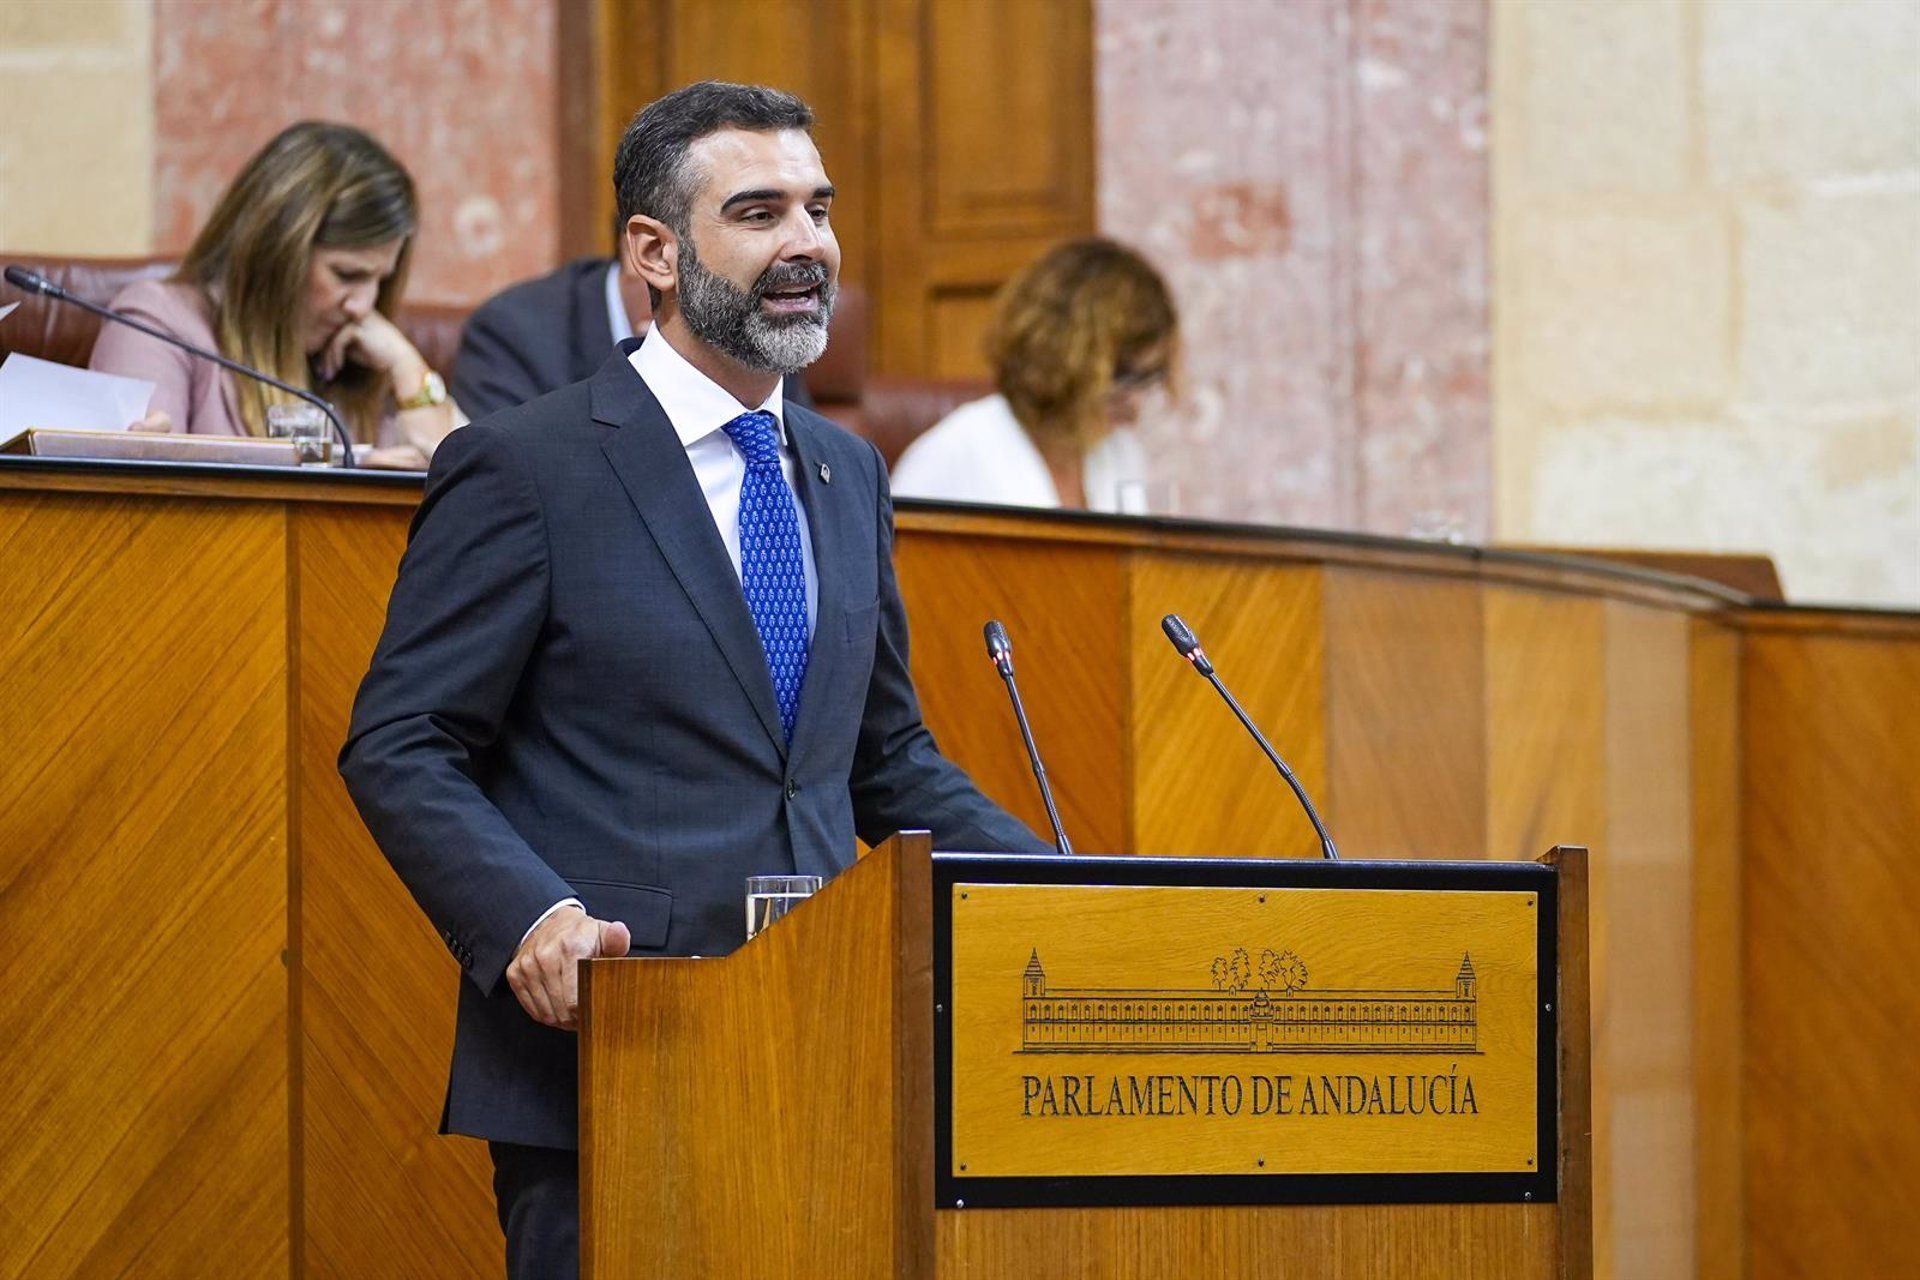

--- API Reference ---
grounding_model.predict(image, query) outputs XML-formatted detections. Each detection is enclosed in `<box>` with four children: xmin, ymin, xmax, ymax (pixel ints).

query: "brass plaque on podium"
<box><xmin>931</xmin><ymin>856</ymin><xmax>1556</xmax><ymax>1208</ymax></box>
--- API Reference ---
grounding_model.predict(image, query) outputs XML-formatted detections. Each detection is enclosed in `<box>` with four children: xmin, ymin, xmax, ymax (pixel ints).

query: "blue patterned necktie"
<box><xmin>722</xmin><ymin>410</ymin><xmax>810</xmax><ymax>743</ymax></box>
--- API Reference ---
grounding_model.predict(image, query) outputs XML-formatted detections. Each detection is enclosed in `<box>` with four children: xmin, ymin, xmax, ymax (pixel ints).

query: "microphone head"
<box><xmin>983</xmin><ymin>619</ymin><xmax>1013</xmax><ymax>671</ymax></box>
<box><xmin>1160</xmin><ymin>613</ymin><xmax>1200</xmax><ymax>657</ymax></box>
<box><xmin>1161</xmin><ymin>613</ymin><xmax>1214</xmax><ymax>676</ymax></box>
<box><xmin>4</xmin><ymin>265</ymin><xmax>54</xmax><ymax>295</ymax></box>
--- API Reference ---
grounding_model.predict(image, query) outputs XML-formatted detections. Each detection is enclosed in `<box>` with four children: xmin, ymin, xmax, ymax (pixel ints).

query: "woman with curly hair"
<box><xmin>889</xmin><ymin>237</ymin><xmax>1177</xmax><ymax>510</ymax></box>
<box><xmin>91</xmin><ymin>120</ymin><xmax>459</xmax><ymax>468</ymax></box>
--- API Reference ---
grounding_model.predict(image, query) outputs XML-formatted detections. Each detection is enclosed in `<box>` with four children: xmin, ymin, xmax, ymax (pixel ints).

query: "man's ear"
<box><xmin>623</xmin><ymin>214</ymin><xmax>678</xmax><ymax>297</ymax></box>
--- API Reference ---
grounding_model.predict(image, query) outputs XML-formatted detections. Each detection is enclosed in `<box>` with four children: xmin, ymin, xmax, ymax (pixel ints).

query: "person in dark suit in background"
<box><xmin>339</xmin><ymin>80</ymin><xmax>1044</xmax><ymax>1280</ymax></box>
<box><xmin>450</xmin><ymin>237</ymin><xmax>813</xmax><ymax>418</ymax></box>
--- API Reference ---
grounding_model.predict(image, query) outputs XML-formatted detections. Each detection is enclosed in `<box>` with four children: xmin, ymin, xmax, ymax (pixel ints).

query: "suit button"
<box><xmin>785</xmin><ymin>780</ymin><xmax>799</xmax><ymax>801</ymax></box>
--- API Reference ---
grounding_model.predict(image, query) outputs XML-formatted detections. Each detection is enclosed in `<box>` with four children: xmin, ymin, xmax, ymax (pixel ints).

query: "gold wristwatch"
<box><xmin>400</xmin><ymin>369</ymin><xmax>447</xmax><ymax>411</ymax></box>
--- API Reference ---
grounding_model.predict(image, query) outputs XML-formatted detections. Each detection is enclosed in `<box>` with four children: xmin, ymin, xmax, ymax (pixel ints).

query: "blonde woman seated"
<box><xmin>889</xmin><ymin>238</ymin><xmax>1176</xmax><ymax>511</ymax></box>
<box><xmin>91</xmin><ymin>121</ymin><xmax>460</xmax><ymax>468</ymax></box>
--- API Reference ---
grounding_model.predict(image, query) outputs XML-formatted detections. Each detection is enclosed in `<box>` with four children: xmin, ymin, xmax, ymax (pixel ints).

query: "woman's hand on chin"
<box><xmin>316</xmin><ymin>312</ymin><xmax>424</xmax><ymax>388</ymax></box>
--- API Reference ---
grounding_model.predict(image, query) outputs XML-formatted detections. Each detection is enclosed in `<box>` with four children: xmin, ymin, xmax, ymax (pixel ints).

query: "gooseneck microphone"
<box><xmin>983</xmin><ymin>620</ymin><xmax>1074</xmax><ymax>857</ymax></box>
<box><xmin>4</xmin><ymin>264</ymin><xmax>356</xmax><ymax>467</ymax></box>
<box><xmin>1161</xmin><ymin>613</ymin><xmax>1340</xmax><ymax>860</ymax></box>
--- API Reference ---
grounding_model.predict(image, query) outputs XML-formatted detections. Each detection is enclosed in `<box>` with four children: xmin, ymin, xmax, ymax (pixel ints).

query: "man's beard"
<box><xmin>676</xmin><ymin>238</ymin><xmax>835</xmax><ymax>375</ymax></box>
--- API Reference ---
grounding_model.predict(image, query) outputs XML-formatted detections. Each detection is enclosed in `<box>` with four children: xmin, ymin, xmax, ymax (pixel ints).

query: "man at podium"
<box><xmin>339</xmin><ymin>81</ymin><xmax>1044</xmax><ymax>1279</ymax></box>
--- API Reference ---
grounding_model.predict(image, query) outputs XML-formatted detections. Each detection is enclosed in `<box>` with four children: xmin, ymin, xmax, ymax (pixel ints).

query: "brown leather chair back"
<box><xmin>395</xmin><ymin>303</ymin><xmax>467</xmax><ymax>376</ymax></box>
<box><xmin>1</xmin><ymin>255</ymin><xmax>176</xmax><ymax>366</ymax></box>
<box><xmin>855</xmin><ymin>375</ymin><xmax>992</xmax><ymax>467</ymax></box>
<box><xmin>1</xmin><ymin>253</ymin><xmax>465</xmax><ymax>374</ymax></box>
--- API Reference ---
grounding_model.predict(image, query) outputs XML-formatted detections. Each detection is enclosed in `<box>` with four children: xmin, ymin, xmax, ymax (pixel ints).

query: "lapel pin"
<box><xmin>817</xmin><ymin>462</ymin><xmax>831</xmax><ymax>484</ymax></box>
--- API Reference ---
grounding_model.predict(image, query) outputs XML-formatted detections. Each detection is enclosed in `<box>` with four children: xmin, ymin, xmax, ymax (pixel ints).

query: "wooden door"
<box><xmin>871</xmin><ymin>0</ymin><xmax>1094</xmax><ymax>376</ymax></box>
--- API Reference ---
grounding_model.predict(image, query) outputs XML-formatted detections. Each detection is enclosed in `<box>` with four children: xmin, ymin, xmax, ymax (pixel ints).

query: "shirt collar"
<box><xmin>630</xmin><ymin>326</ymin><xmax>786</xmax><ymax>451</ymax></box>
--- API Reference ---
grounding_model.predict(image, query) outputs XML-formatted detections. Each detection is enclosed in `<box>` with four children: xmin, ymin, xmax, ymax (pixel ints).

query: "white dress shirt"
<box><xmin>888</xmin><ymin>393</ymin><xmax>1147</xmax><ymax>513</ymax></box>
<box><xmin>628</xmin><ymin>327</ymin><xmax>819</xmax><ymax>629</ymax></box>
<box><xmin>520</xmin><ymin>325</ymin><xmax>821</xmax><ymax>949</ymax></box>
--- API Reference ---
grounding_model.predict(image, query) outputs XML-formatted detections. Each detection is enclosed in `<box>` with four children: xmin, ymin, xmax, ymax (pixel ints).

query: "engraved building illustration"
<box><xmin>1020</xmin><ymin>949</ymin><xmax>1479</xmax><ymax>1054</ymax></box>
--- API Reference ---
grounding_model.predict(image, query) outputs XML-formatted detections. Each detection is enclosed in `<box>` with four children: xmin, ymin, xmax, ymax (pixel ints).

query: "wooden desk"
<box><xmin>2</xmin><ymin>459</ymin><xmax>1913</xmax><ymax>1279</ymax></box>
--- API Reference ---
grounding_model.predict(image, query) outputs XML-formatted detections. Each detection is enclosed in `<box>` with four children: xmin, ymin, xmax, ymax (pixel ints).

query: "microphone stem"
<box><xmin>999</xmin><ymin>667</ymin><xmax>1074</xmax><ymax>857</ymax></box>
<box><xmin>28</xmin><ymin>278</ymin><xmax>357</xmax><ymax>467</ymax></box>
<box><xmin>1203</xmin><ymin>669</ymin><xmax>1339</xmax><ymax>861</ymax></box>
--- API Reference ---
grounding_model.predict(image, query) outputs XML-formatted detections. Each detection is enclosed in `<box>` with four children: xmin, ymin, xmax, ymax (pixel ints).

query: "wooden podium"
<box><xmin>581</xmin><ymin>834</ymin><xmax>1592</xmax><ymax>1279</ymax></box>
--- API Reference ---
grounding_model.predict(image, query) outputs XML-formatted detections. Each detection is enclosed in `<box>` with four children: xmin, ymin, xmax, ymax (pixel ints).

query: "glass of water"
<box><xmin>1407</xmin><ymin>508</ymin><xmax>1469</xmax><ymax>544</ymax></box>
<box><xmin>267</xmin><ymin>403</ymin><xmax>334</xmax><ymax>466</ymax></box>
<box><xmin>745</xmin><ymin>874</ymin><xmax>822</xmax><ymax>939</ymax></box>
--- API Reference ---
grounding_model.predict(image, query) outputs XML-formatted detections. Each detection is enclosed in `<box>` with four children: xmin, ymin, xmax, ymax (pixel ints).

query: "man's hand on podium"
<box><xmin>506</xmin><ymin>906</ymin><xmax>631</xmax><ymax>1031</ymax></box>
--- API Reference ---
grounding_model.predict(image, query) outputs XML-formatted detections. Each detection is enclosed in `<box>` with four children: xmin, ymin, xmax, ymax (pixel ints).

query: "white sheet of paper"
<box><xmin>0</xmin><ymin>301</ymin><xmax>19</xmax><ymax>325</ymax></box>
<box><xmin>0</xmin><ymin>353</ymin><xmax>155</xmax><ymax>440</ymax></box>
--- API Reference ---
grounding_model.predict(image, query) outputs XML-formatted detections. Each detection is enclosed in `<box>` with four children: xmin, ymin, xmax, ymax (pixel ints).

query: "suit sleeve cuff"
<box><xmin>517</xmin><ymin>897</ymin><xmax>584</xmax><ymax>952</ymax></box>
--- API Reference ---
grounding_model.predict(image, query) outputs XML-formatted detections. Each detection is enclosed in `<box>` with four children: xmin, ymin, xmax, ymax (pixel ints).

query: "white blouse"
<box><xmin>887</xmin><ymin>394</ymin><xmax>1146</xmax><ymax>513</ymax></box>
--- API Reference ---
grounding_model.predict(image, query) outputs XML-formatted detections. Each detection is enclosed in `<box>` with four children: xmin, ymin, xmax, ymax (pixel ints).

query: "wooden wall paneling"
<box><xmin>22</xmin><ymin>469</ymin><xmax>1917</xmax><ymax>1279</ymax></box>
<box><xmin>292</xmin><ymin>506</ymin><xmax>501</xmax><ymax>1276</ymax></box>
<box><xmin>1128</xmin><ymin>555</ymin><xmax>1325</xmax><ymax>859</ymax></box>
<box><xmin>557</xmin><ymin>0</ymin><xmax>611</xmax><ymax>257</ymax></box>
<box><xmin>892</xmin><ymin>531</ymin><xmax>1128</xmax><ymax>853</ymax></box>
<box><xmin>1482</xmin><ymin>587</ymin><xmax>1606</xmax><ymax>861</ymax></box>
<box><xmin>1322</xmin><ymin>568</ymin><xmax>1487</xmax><ymax>859</ymax></box>
<box><xmin>921</xmin><ymin>0</ymin><xmax>1091</xmax><ymax>234</ymax></box>
<box><xmin>592</xmin><ymin>0</ymin><xmax>652</xmax><ymax>247</ymax></box>
<box><xmin>1741</xmin><ymin>629</ymin><xmax>1920</xmax><ymax>1280</ymax></box>
<box><xmin>874</xmin><ymin>0</ymin><xmax>1094</xmax><ymax>375</ymax></box>
<box><xmin>1600</xmin><ymin>602</ymin><xmax>1696</xmax><ymax>1280</ymax></box>
<box><xmin>0</xmin><ymin>494</ymin><xmax>289</xmax><ymax>1277</ymax></box>
<box><xmin>934</xmin><ymin>1204</ymin><xmax>1560</xmax><ymax>1278</ymax></box>
<box><xmin>1688</xmin><ymin>618</ymin><xmax>1743</xmax><ymax>1280</ymax></box>
<box><xmin>916</xmin><ymin>238</ymin><xmax>1067</xmax><ymax>379</ymax></box>
<box><xmin>1479</xmin><ymin>587</ymin><xmax>1607</xmax><ymax>1273</ymax></box>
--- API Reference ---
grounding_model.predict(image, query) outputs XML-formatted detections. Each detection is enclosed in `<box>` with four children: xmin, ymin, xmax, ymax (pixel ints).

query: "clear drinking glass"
<box><xmin>266</xmin><ymin>403</ymin><xmax>334</xmax><ymax>466</ymax></box>
<box><xmin>745</xmin><ymin>874</ymin><xmax>822</xmax><ymax>939</ymax></box>
<box><xmin>1407</xmin><ymin>508</ymin><xmax>1469</xmax><ymax>544</ymax></box>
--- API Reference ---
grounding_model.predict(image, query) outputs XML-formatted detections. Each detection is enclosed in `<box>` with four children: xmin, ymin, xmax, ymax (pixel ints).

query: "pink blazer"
<box><xmin>89</xmin><ymin>279</ymin><xmax>398</xmax><ymax>444</ymax></box>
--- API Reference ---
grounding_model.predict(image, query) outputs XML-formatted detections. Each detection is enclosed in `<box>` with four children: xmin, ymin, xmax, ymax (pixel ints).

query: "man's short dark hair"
<box><xmin>613</xmin><ymin>81</ymin><xmax>815</xmax><ymax>238</ymax></box>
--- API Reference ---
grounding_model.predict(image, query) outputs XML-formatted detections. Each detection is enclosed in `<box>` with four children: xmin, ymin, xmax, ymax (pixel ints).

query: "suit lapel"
<box><xmin>785</xmin><ymin>411</ymin><xmax>849</xmax><ymax>761</ymax></box>
<box><xmin>593</xmin><ymin>352</ymin><xmax>789</xmax><ymax>756</ymax></box>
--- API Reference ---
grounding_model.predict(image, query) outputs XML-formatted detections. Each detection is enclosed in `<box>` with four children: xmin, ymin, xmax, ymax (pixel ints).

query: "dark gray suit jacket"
<box><xmin>451</xmin><ymin>256</ymin><xmax>811</xmax><ymax>419</ymax></box>
<box><xmin>339</xmin><ymin>345</ymin><xmax>1043</xmax><ymax>1150</ymax></box>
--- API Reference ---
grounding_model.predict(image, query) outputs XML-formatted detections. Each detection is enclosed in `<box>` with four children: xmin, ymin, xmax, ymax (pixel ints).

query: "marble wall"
<box><xmin>0</xmin><ymin>0</ymin><xmax>153</xmax><ymax>253</ymax></box>
<box><xmin>1096</xmin><ymin>0</ymin><xmax>1491</xmax><ymax>538</ymax></box>
<box><xmin>1493</xmin><ymin>0</ymin><xmax>1920</xmax><ymax>606</ymax></box>
<box><xmin>152</xmin><ymin>0</ymin><xmax>560</xmax><ymax>306</ymax></box>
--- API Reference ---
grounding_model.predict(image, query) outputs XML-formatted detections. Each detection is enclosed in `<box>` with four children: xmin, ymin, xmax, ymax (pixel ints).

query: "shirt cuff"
<box><xmin>518</xmin><ymin>897</ymin><xmax>584</xmax><ymax>952</ymax></box>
